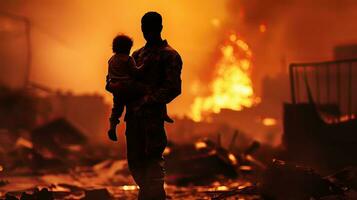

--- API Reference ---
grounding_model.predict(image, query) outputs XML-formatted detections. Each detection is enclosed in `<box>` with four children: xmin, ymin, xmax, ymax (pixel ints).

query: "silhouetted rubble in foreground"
<box><xmin>260</xmin><ymin>159</ymin><xmax>345</xmax><ymax>200</ymax></box>
<box><xmin>0</xmin><ymin>118</ymin><xmax>356</xmax><ymax>199</ymax></box>
<box><xmin>5</xmin><ymin>188</ymin><xmax>53</xmax><ymax>200</ymax></box>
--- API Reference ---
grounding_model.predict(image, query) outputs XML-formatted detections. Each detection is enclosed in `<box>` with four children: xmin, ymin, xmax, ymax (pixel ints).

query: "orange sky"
<box><xmin>2</xmin><ymin>0</ymin><xmax>225</xmax><ymax>116</ymax></box>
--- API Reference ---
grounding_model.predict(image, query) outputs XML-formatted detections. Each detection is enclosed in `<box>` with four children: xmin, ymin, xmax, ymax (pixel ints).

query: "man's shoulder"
<box><xmin>108</xmin><ymin>54</ymin><xmax>115</xmax><ymax>63</ymax></box>
<box><xmin>162</xmin><ymin>44</ymin><xmax>179</xmax><ymax>55</ymax></box>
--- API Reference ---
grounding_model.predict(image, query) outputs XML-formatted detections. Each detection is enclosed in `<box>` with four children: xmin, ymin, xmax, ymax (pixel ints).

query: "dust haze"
<box><xmin>1</xmin><ymin>0</ymin><xmax>357</xmax><ymax>115</ymax></box>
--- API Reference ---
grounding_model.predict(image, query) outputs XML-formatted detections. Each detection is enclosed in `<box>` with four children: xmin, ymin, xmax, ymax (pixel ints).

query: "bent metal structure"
<box><xmin>283</xmin><ymin>59</ymin><xmax>357</xmax><ymax>170</ymax></box>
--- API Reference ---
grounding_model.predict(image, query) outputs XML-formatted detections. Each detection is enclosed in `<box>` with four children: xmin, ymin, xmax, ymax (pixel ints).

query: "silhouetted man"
<box><xmin>125</xmin><ymin>12</ymin><xmax>182</xmax><ymax>200</ymax></box>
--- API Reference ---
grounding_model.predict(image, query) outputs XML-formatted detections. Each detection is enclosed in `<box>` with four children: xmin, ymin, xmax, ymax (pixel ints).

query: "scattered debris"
<box><xmin>260</xmin><ymin>159</ymin><xmax>345</xmax><ymax>200</ymax></box>
<box><xmin>210</xmin><ymin>185</ymin><xmax>259</xmax><ymax>200</ymax></box>
<box><xmin>5</xmin><ymin>193</ymin><xmax>18</xmax><ymax>200</ymax></box>
<box><xmin>24</xmin><ymin>118</ymin><xmax>88</xmax><ymax>169</ymax></box>
<box><xmin>82</xmin><ymin>188</ymin><xmax>111</xmax><ymax>200</ymax></box>
<box><xmin>0</xmin><ymin>180</ymin><xmax>9</xmax><ymax>187</ymax></box>
<box><xmin>31</xmin><ymin>118</ymin><xmax>86</xmax><ymax>157</ymax></box>
<box><xmin>92</xmin><ymin>159</ymin><xmax>130</xmax><ymax>177</ymax></box>
<box><xmin>165</xmin><ymin>137</ymin><xmax>239</xmax><ymax>185</ymax></box>
<box><xmin>328</xmin><ymin>166</ymin><xmax>357</xmax><ymax>190</ymax></box>
<box><xmin>5</xmin><ymin>188</ymin><xmax>54</xmax><ymax>200</ymax></box>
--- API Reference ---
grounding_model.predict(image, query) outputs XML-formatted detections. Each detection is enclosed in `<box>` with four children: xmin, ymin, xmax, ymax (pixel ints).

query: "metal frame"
<box><xmin>290</xmin><ymin>58</ymin><xmax>357</xmax><ymax>120</ymax></box>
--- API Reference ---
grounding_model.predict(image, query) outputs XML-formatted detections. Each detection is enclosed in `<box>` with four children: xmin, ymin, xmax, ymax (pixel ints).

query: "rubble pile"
<box><xmin>164</xmin><ymin>130</ymin><xmax>269</xmax><ymax>186</ymax></box>
<box><xmin>0</xmin><ymin>117</ymin><xmax>356</xmax><ymax>199</ymax></box>
<box><xmin>5</xmin><ymin>188</ymin><xmax>53</xmax><ymax>200</ymax></box>
<box><xmin>260</xmin><ymin>159</ymin><xmax>345</xmax><ymax>200</ymax></box>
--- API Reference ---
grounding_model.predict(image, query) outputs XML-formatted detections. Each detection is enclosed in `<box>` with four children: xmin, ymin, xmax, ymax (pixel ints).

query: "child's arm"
<box><xmin>106</xmin><ymin>56</ymin><xmax>122</xmax><ymax>93</ymax></box>
<box><xmin>105</xmin><ymin>74</ymin><xmax>111</xmax><ymax>92</ymax></box>
<box><xmin>105</xmin><ymin>58</ymin><xmax>113</xmax><ymax>92</ymax></box>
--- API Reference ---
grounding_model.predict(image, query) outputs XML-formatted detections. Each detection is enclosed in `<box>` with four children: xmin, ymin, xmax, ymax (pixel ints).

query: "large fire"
<box><xmin>190</xmin><ymin>33</ymin><xmax>259</xmax><ymax>122</ymax></box>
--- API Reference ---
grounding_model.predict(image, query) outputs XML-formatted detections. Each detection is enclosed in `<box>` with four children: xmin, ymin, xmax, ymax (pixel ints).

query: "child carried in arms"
<box><xmin>105</xmin><ymin>34</ymin><xmax>173</xmax><ymax>141</ymax></box>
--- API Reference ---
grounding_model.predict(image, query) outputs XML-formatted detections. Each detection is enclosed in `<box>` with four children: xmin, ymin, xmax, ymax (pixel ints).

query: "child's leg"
<box><xmin>110</xmin><ymin>93</ymin><xmax>125</xmax><ymax>123</ymax></box>
<box><xmin>108</xmin><ymin>93</ymin><xmax>125</xmax><ymax>141</ymax></box>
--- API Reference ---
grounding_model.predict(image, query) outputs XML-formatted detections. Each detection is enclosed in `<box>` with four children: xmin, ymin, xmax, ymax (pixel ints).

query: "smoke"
<box><xmin>226</xmin><ymin>0</ymin><xmax>357</xmax><ymax>94</ymax></box>
<box><xmin>0</xmin><ymin>0</ymin><xmax>228</xmax><ymax>116</ymax></box>
<box><xmin>1</xmin><ymin>0</ymin><xmax>357</xmax><ymax>116</ymax></box>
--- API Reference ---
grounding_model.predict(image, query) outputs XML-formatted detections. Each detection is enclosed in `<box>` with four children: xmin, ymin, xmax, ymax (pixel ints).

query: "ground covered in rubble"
<box><xmin>1</xmin><ymin>119</ymin><xmax>357</xmax><ymax>199</ymax></box>
<box><xmin>0</xmin><ymin>160</ymin><xmax>259</xmax><ymax>200</ymax></box>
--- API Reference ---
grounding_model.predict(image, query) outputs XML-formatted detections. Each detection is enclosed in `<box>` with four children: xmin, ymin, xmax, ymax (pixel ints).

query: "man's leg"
<box><xmin>141</xmin><ymin>117</ymin><xmax>167</xmax><ymax>200</ymax></box>
<box><xmin>125</xmin><ymin>118</ymin><xmax>146</xmax><ymax>186</ymax></box>
<box><xmin>125</xmin><ymin>117</ymin><xmax>167</xmax><ymax>200</ymax></box>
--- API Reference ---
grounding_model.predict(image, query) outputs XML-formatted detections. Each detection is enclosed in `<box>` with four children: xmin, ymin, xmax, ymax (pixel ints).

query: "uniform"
<box><xmin>125</xmin><ymin>40</ymin><xmax>182</xmax><ymax>200</ymax></box>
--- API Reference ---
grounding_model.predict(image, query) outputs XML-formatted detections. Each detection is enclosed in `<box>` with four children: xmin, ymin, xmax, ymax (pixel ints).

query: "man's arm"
<box><xmin>146</xmin><ymin>52</ymin><xmax>182</xmax><ymax>104</ymax></box>
<box><xmin>130</xmin><ymin>49</ymin><xmax>146</xmax><ymax>78</ymax></box>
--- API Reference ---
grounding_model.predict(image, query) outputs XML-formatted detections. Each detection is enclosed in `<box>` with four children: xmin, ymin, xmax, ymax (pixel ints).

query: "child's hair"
<box><xmin>112</xmin><ymin>34</ymin><xmax>133</xmax><ymax>54</ymax></box>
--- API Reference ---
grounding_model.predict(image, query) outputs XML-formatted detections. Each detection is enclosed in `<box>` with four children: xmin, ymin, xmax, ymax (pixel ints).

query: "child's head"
<box><xmin>112</xmin><ymin>34</ymin><xmax>133</xmax><ymax>55</ymax></box>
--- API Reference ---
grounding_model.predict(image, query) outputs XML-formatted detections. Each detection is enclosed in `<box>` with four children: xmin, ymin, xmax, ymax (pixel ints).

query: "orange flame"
<box><xmin>190</xmin><ymin>33</ymin><xmax>258</xmax><ymax>122</ymax></box>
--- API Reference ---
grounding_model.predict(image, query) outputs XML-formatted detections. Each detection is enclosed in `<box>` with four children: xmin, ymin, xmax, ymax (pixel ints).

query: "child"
<box><xmin>106</xmin><ymin>34</ymin><xmax>173</xmax><ymax>142</ymax></box>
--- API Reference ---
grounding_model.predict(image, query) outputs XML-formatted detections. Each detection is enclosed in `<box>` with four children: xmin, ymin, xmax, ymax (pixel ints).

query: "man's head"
<box><xmin>141</xmin><ymin>12</ymin><xmax>163</xmax><ymax>43</ymax></box>
<box><xmin>112</xmin><ymin>34</ymin><xmax>133</xmax><ymax>55</ymax></box>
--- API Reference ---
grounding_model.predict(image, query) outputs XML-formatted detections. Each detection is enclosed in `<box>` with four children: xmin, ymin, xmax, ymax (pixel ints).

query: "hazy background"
<box><xmin>1</xmin><ymin>0</ymin><xmax>357</xmax><ymax>117</ymax></box>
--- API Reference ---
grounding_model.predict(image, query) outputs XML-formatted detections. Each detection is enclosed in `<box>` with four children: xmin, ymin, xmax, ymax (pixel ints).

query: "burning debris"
<box><xmin>0</xmin><ymin>127</ymin><xmax>270</xmax><ymax>199</ymax></box>
<box><xmin>190</xmin><ymin>33</ymin><xmax>259</xmax><ymax>122</ymax></box>
<box><xmin>1</xmin><ymin>132</ymin><xmax>357</xmax><ymax>199</ymax></box>
<box><xmin>164</xmin><ymin>131</ymin><xmax>269</xmax><ymax>186</ymax></box>
<box><xmin>165</xmin><ymin>138</ymin><xmax>239</xmax><ymax>186</ymax></box>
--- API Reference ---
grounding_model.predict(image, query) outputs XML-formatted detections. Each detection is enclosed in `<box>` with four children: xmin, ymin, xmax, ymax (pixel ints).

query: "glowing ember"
<box><xmin>190</xmin><ymin>33</ymin><xmax>258</xmax><ymax>121</ymax></box>
<box><xmin>67</xmin><ymin>145</ymin><xmax>82</xmax><ymax>152</ymax></box>
<box><xmin>239</xmin><ymin>165</ymin><xmax>253</xmax><ymax>171</ymax></box>
<box><xmin>262</xmin><ymin>117</ymin><xmax>277</xmax><ymax>126</ymax></box>
<box><xmin>228</xmin><ymin>153</ymin><xmax>238</xmax><ymax>165</ymax></box>
<box><xmin>216</xmin><ymin>185</ymin><xmax>229</xmax><ymax>191</ymax></box>
<box><xmin>15</xmin><ymin>137</ymin><xmax>33</xmax><ymax>149</ymax></box>
<box><xmin>163</xmin><ymin>147</ymin><xmax>171</xmax><ymax>155</ymax></box>
<box><xmin>121</xmin><ymin>185</ymin><xmax>139</xmax><ymax>191</ymax></box>
<box><xmin>259</xmin><ymin>24</ymin><xmax>267</xmax><ymax>33</ymax></box>
<box><xmin>0</xmin><ymin>165</ymin><xmax>3</xmax><ymax>172</ymax></box>
<box><xmin>195</xmin><ymin>141</ymin><xmax>208</xmax><ymax>150</ymax></box>
<box><xmin>339</xmin><ymin>114</ymin><xmax>356</xmax><ymax>122</ymax></box>
<box><xmin>51</xmin><ymin>185</ymin><xmax>70</xmax><ymax>192</ymax></box>
<box><xmin>322</xmin><ymin>114</ymin><xmax>356</xmax><ymax>124</ymax></box>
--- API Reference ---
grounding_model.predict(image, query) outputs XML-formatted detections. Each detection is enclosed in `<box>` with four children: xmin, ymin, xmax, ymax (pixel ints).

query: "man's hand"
<box><xmin>108</xmin><ymin>119</ymin><xmax>119</xmax><ymax>142</ymax></box>
<box><xmin>105</xmin><ymin>81</ymin><xmax>123</xmax><ymax>93</ymax></box>
<box><xmin>109</xmin><ymin>82</ymin><xmax>121</xmax><ymax>90</ymax></box>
